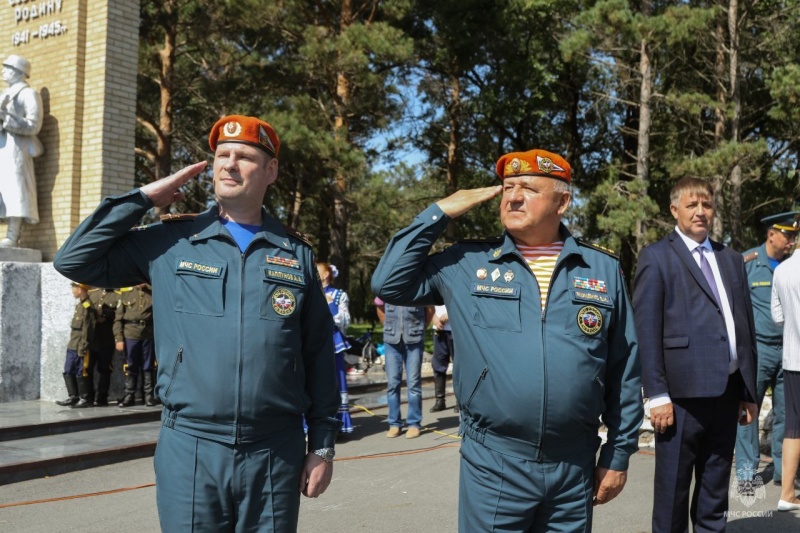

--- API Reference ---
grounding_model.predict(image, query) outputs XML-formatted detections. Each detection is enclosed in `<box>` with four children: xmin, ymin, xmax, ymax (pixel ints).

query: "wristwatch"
<box><xmin>312</xmin><ymin>447</ymin><xmax>335</xmax><ymax>463</ymax></box>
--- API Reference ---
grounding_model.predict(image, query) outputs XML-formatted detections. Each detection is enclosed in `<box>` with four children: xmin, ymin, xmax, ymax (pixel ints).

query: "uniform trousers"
<box><xmin>458</xmin><ymin>436</ymin><xmax>594</xmax><ymax>533</ymax></box>
<box><xmin>123</xmin><ymin>338</ymin><xmax>156</xmax><ymax>375</ymax></box>
<box><xmin>652</xmin><ymin>371</ymin><xmax>742</xmax><ymax>533</ymax></box>
<box><xmin>63</xmin><ymin>348</ymin><xmax>91</xmax><ymax>377</ymax></box>
<box><xmin>432</xmin><ymin>330</ymin><xmax>454</xmax><ymax>374</ymax></box>
<box><xmin>92</xmin><ymin>346</ymin><xmax>115</xmax><ymax>375</ymax></box>
<box><xmin>155</xmin><ymin>424</ymin><xmax>306</xmax><ymax>532</ymax></box>
<box><xmin>734</xmin><ymin>341</ymin><xmax>784</xmax><ymax>480</ymax></box>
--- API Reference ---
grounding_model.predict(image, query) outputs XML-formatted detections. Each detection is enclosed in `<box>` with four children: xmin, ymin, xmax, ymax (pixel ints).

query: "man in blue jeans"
<box><xmin>375</xmin><ymin>297</ymin><xmax>433</xmax><ymax>438</ymax></box>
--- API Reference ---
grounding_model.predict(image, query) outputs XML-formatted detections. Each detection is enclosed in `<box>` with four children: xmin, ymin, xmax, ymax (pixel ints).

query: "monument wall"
<box><xmin>2</xmin><ymin>0</ymin><xmax>139</xmax><ymax>259</ymax></box>
<box><xmin>0</xmin><ymin>0</ymin><xmax>140</xmax><ymax>402</ymax></box>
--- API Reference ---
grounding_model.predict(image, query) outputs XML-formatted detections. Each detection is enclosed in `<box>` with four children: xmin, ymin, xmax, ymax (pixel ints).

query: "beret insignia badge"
<box><xmin>223</xmin><ymin>121</ymin><xmax>242</xmax><ymax>138</ymax></box>
<box><xmin>505</xmin><ymin>157</ymin><xmax>532</xmax><ymax>176</ymax></box>
<box><xmin>536</xmin><ymin>155</ymin><xmax>565</xmax><ymax>175</ymax></box>
<box><xmin>259</xmin><ymin>125</ymin><xmax>277</xmax><ymax>154</ymax></box>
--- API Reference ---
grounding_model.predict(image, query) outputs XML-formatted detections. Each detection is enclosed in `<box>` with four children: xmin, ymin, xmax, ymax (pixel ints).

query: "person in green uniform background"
<box><xmin>114</xmin><ymin>283</ymin><xmax>156</xmax><ymax>407</ymax></box>
<box><xmin>735</xmin><ymin>212</ymin><xmax>799</xmax><ymax>489</ymax></box>
<box><xmin>56</xmin><ymin>283</ymin><xmax>96</xmax><ymax>408</ymax></box>
<box><xmin>87</xmin><ymin>287</ymin><xmax>119</xmax><ymax>406</ymax></box>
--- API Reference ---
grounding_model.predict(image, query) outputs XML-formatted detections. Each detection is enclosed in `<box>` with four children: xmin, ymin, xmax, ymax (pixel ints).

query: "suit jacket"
<box><xmin>633</xmin><ymin>231</ymin><xmax>757</xmax><ymax>402</ymax></box>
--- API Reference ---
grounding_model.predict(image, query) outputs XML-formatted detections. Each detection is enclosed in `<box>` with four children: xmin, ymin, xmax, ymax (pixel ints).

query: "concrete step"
<box><xmin>0</xmin><ymin>372</ymin><xmax>441</xmax><ymax>486</ymax></box>
<box><xmin>0</xmin><ymin>400</ymin><xmax>162</xmax><ymax>442</ymax></box>
<box><xmin>0</xmin><ymin>421</ymin><xmax>161</xmax><ymax>485</ymax></box>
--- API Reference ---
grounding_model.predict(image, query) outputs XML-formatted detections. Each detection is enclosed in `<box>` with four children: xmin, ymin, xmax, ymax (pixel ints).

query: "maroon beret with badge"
<box><xmin>495</xmin><ymin>149</ymin><xmax>571</xmax><ymax>184</ymax></box>
<box><xmin>208</xmin><ymin>115</ymin><xmax>280</xmax><ymax>158</ymax></box>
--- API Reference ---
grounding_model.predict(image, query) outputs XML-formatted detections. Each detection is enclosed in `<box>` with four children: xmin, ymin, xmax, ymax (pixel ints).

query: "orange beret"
<box><xmin>71</xmin><ymin>282</ymin><xmax>91</xmax><ymax>290</ymax></box>
<box><xmin>208</xmin><ymin>115</ymin><xmax>280</xmax><ymax>158</ymax></box>
<box><xmin>495</xmin><ymin>149</ymin><xmax>571</xmax><ymax>184</ymax></box>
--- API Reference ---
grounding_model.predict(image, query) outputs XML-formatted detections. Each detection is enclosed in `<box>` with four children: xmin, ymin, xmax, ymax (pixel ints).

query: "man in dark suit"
<box><xmin>633</xmin><ymin>177</ymin><xmax>758</xmax><ymax>533</ymax></box>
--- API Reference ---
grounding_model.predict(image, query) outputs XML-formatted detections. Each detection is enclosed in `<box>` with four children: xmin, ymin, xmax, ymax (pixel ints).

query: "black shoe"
<box><xmin>430</xmin><ymin>399</ymin><xmax>447</xmax><ymax>413</ymax></box>
<box><xmin>145</xmin><ymin>396</ymin><xmax>160</xmax><ymax>407</ymax></box>
<box><xmin>71</xmin><ymin>398</ymin><xmax>92</xmax><ymax>409</ymax></box>
<box><xmin>94</xmin><ymin>397</ymin><xmax>109</xmax><ymax>407</ymax></box>
<box><xmin>55</xmin><ymin>396</ymin><xmax>78</xmax><ymax>406</ymax></box>
<box><xmin>118</xmin><ymin>394</ymin><xmax>135</xmax><ymax>407</ymax></box>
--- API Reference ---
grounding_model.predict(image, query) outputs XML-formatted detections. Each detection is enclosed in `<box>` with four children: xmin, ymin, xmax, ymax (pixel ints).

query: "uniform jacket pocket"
<box><xmin>173</xmin><ymin>259</ymin><xmax>226</xmax><ymax>316</ymax></box>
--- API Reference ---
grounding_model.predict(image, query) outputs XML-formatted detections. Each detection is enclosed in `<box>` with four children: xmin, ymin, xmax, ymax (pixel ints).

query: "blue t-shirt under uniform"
<box><xmin>221</xmin><ymin>218</ymin><xmax>261</xmax><ymax>252</ymax></box>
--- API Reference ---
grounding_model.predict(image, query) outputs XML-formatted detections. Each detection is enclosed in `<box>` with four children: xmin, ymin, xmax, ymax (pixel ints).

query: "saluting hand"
<box><xmin>436</xmin><ymin>186</ymin><xmax>502</xmax><ymax>219</ymax></box>
<box><xmin>139</xmin><ymin>161</ymin><xmax>208</xmax><ymax>208</ymax></box>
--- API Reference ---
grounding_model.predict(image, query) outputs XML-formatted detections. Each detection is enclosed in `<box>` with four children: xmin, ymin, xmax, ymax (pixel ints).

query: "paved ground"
<box><xmin>1</xmin><ymin>395</ymin><xmax>798</xmax><ymax>532</ymax></box>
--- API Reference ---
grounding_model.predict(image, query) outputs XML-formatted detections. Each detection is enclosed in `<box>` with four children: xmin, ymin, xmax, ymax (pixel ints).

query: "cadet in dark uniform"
<box><xmin>56</xmin><ymin>282</ymin><xmax>96</xmax><ymax>408</ymax></box>
<box><xmin>113</xmin><ymin>284</ymin><xmax>156</xmax><ymax>407</ymax></box>
<box><xmin>54</xmin><ymin>115</ymin><xmax>339</xmax><ymax>532</ymax></box>
<box><xmin>372</xmin><ymin>149</ymin><xmax>642</xmax><ymax>532</ymax></box>
<box><xmin>87</xmin><ymin>287</ymin><xmax>119</xmax><ymax>406</ymax></box>
<box><xmin>735</xmin><ymin>212</ymin><xmax>799</xmax><ymax>486</ymax></box>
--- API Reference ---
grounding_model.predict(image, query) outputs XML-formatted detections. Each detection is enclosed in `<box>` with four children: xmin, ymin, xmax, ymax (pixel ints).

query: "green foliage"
<box><xmin>134</xmin><ymin>0</ymin><xmax>800</xmax><ymax>317</ymax></box>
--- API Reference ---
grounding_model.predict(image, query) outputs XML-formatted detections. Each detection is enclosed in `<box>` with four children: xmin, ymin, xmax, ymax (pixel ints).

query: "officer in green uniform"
<box><xmin>113</xmin><ymin>284</ymin><xmax>156</xmax><ymax>407</ymax></box>
<box><xmin>88</xmin><ymin>287</ymin><xmax>119</xmax><ymax>406</ymax></box>
<box><xmin>735</xmin><ymin>212</ymin><xmax>799</xmax><ymax>487</ymax></box>
<box><xmin>372</xmin><ymin>149</ymin><xmax>642</xmax><ymax>532</ymax></box>
<box><xmin>54</xmin><ymin>115</ymin><xmax>340</xmax><ymax>532</ymax></box>
<box><xmin>56</xmin><ymin>283</ymin><xmax>96</xmax><ymax>408</ymax></box>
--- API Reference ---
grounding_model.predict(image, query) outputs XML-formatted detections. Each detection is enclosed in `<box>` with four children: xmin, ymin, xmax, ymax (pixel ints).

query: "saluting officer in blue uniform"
<box><xmin>735</xmin><ymin>212</ymin><xmax>799</xmax><ymax>488</ymax></box>
<box><xmin>372</xmin><ymin>149</ymin><xmax>642</xmax><ymax>532</ymax></box>
<box><xmin>54</xmin><ymin>115</ymin><xmax>340</xmax><ymax>532</ymax></box>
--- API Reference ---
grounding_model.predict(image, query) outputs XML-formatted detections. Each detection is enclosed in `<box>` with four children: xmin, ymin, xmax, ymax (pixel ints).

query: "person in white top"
<box><xmin>771</xmin><ymin>229</ymin><xmax>800</xmax><ymax>511</ymax></box>
<box><xmin>430</xmin><ymin>304</ymin><xmax>455</xmax><ymax>413</ymax></box>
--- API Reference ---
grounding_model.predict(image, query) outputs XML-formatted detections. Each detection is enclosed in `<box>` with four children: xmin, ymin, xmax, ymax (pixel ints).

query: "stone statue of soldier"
<box><xmin>0</xmin><ymin>54</ymin><xmax>43</xmax><ymax>247</ymax></box>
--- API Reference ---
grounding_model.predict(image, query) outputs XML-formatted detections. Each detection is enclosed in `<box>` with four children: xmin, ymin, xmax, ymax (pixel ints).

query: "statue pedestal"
<box><xmin>0</xmin><ymin>247</ymin><xmax>43</xmax><ymax>263</ymax></box>
<box><xmin>0</xmin><ymin>262</ymin><xmax>126</xmax><ymax>403</ymax></box>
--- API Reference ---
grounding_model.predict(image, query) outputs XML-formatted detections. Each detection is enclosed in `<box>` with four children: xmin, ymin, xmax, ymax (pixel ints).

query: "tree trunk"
<box><xmin>157</xmin><ymin>1</ymin><xmax>176</xmax><ymax>182</ymax></box>
<box><xmin>331</xmin><ymin>0</ymin><xmax>354</xmax><ymax>287</ymax></box>
<box><xmin>728</xmin><ymin>0</ymin><xmax>743</xmax><ymax>249</ymax></box>
<box><xmin>444</xmin><ymin>69</ymin><xmax>461</xmax><ymax>242</ymax></box>
<box><xmin>712</xmin><ymin>14</ymin><xmax>727</xmax><ymax>241</ymax></box>
<box><xmin>635</xmin><ymin>0</ymin><xmax>653</xmax><ymax>254</ymax></box>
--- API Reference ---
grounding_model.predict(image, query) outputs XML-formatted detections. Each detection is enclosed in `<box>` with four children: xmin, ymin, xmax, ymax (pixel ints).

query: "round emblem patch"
<box><xmin>271</xmin><ymin>288</ymin><xmax>296</xmax><ymax>316</ymax></box>
<box><xmin>538</xmin><ymin>157</ymin><xmax>553</xmax><ymax>173</ymax></box>
<box><xmin>223</xmin><ymin>121</ymin><xmax>242</xmax><ymax>137</ymax></box>
<box><xmin>577</xmin><ymin>305</ymin><xmax>602</xmax><ymax>336</ymax></box>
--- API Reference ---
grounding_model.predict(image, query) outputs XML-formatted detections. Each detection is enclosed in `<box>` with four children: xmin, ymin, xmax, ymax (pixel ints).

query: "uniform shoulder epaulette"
<box><xmin>743</xmin><ymin>251</ymin><xmax>758</xmax><ymax>263</ymax></box>
<box><xmin>282</xmin><ymin>224</ymin><xmax>313</xmax><ymax>247</ymax></box>
<box><xmin>160</xmin><ymin>213</ymin><xmax>199</xmax><ymax>222</ymax></box>
<box><xmin>82</xmin><ymin>300</ymin><xmax>92</xmax><ymax>309</ymax></box>
<box><xmin>577</xmin><ymin>238</ymin><xmax>619</xmax><ymax>259</ymax></box>
<box><xmin>458</xmin><ymin>235</ymin><xmax>504</xmax><ymax>244</ymax></box>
